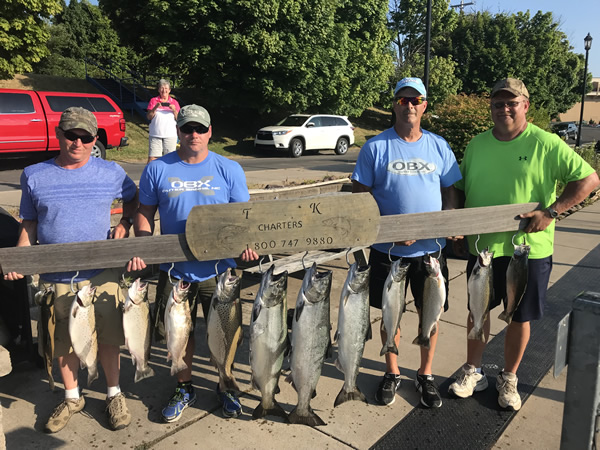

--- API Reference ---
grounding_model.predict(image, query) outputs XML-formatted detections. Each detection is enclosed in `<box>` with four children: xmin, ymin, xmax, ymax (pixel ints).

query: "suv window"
<box><xmin>308</xmin><ymin>116</ymin><xmax>323</xmax><ymax>127</ymax></box>
<box><xmin>321</xmin><ymin>116</ymin><xmax>339</xmax><ymax>127</ymax></box>
<box><xmin>334</xmin><ymin>117</ymin><xmax>348</xmax><ymax>126</ymax></box>
<box><xmin>46</xmin><ymin>96</ymin><xmax>116</xmax><ymax>113</ymax></box>
<box><xmin>0</xmin><ymin>93</ymin><xmax>35</xmax><ymax>114</ymax></box>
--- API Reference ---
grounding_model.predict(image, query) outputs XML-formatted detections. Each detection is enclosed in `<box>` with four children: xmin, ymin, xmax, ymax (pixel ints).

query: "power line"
<box><xmin>450</xmin><ymin>1</ymin><xmax>475</xmax><ymax>13</ymax></box>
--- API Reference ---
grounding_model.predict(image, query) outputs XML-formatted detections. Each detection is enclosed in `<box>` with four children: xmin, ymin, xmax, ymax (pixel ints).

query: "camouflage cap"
<box><xmin>59</xmin><ymin>107</ymin><xmax>98</xmax><ymax>135</ymax></box>
<box><xmin>177</xmin><ymin>104</ymin><xmax>211</xmax><ymax>128</ymax></box>
<box><xmin>491</xmin><ymin>78</ymin><xmax>529</xmax><ymax>99</ymax></box>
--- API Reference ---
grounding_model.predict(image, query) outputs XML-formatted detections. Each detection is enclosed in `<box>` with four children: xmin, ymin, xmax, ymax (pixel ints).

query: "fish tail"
<box><xmin>134</xmin><ymin>365</ymin><xmax>155</xmax><ymax>383</ymax></box>
<box><xmin>379</xmin><ymin>342</ymin><xmax>399</xmax><ymax>356</ymax></box>
<box><xmin>288</xmin><ymin>407</ymin><xmax>326</xmax><ymax>426</ymax></box>
<box><xmin>87</xmin><ymin>364</ymin><xmax>98</xmax><ymax>386</ymax></box>
<box><xmin>220</xmin><ymin>375</ymin><xmax>241</xmax><ymax>393</ymax></box>
<box><xmin>498</xmin><ymin>310</ymin><xmax>512</xmax><ymax>324</ymax></box>
<box><xmin>467</xmin><ymin>327</ymin><xmax>485</xmax><ymax>342</ymax></box>
<box><xmin>170</xmin><ymin>359</ymin><xmax>188</xmax><ymax>376</ymax></box>
<box><xmin>334</xmin><ymin>386</ymin><xmax>367</xmax><ymax>407</ymax></box>
<box><xmin>252</xmin><ymin>400</ymin><xmax>288</xmax><ymax>421</ymax></box>
<box><xmin>412</xmin><ymin>335</ymin><xmax>430</xmax><ymax>349</ymax></box>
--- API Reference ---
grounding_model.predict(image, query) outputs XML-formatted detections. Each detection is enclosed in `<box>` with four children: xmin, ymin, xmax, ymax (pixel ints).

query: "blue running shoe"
<box><xmin>162</xmin><ymin>384</ymin><xmax>196</xmax><ymax>423</ymax></box>
<box><xmin>217</xmin><ymin>387</ymin><xmax>242</xmax><ymax>418</ymax></box>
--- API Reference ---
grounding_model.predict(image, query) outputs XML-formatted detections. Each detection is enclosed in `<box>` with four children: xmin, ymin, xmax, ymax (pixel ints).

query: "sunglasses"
<box><xmin>179</xmin><ymin>124</ymin><xmax>209</xmax><ymax>135</ymax></box>
<box><xmin>61</xmin><ymin>129</ymin><xmax>95</xmax><ymax>143</ymax></box>
<box><xmin>395</xmin><ymin>96</ymin><xmax>426</xmax><ymax>106</ymax></box>
<box><xmin>492</xmin><ymin>100</ymin><xmax>523</xmax><ymax>109</ymax></box>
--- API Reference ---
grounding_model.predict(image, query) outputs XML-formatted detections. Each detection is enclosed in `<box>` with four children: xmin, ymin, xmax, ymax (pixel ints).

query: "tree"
<box><xmin>437</xmin><ymin>10</ymin><xmax>583</xmax><ymax>118</ymax></box>
<box><xmin>100</xmin><ymin>0</ymin><xmax>394</xmax><ymax>115</ymax></box>
<box><xmin>35</xmin><ymin>0</ymin><xmax>139</xmax><ymax>79</ymax></box>
<box><xmin>0</xmin><ymin>0</ymin><xmax>62</xmax><ymax>79</ymax></box>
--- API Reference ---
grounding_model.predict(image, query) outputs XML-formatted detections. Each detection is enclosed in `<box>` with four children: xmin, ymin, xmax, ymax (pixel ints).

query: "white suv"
<box><xmin>254</xmin><ymin>114</ymin><xmax>355</xmax><ymax>158</ymax></box>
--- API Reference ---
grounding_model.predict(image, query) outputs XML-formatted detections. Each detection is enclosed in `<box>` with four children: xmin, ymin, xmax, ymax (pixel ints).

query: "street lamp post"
<box><xmin>576</xmin><ymin>33</ymin><xmax>593</xmax><ymax>148</ymax></box>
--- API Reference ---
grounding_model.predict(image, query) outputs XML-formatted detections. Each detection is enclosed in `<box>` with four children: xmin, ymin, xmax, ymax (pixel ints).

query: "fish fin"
<box><xmin>87</xmin><ymin>364</ymin><xmax>98</xmax><ymax>386</ymax></box>
<box><xmin>295</xmin><ymin>299</ymin><xmax>304</xmax><ymax>321</ymax></box>
<box><xmin>412</xmin><ymin>335</ymin><xmax>430</xmax><ymax>349</ymax></box>
<box><xmin>333</xmin><ymin>329</ymin><xmax>339</xmax><ymax>344</ymax></box>
<box><xmin>498</xmin><ymin>310</ymin><xmax>511</xmax><ymax>324</ymax></box>
<box><xmin>365</xmin><ymin>323</ymin><xmax>372</xmax><ymax>342</ymax></box>
<box><xmin>334</xmin><ymin>358</ymin><xmax>343</xmax><ymax>373</ymax></box>
<box><xmin>284</xmin><ymin>335</ymin><xmax>292</xmax><ymax>357</ymax></box>
<box><xmin>334</xmin><ymin>386</ymin><xmax>367</xmax><ymax>407</ymax></box>
<box><xmin>170</xmin><ymin>359</ymin><xmax>188</xmax><ymax>376</ymax></box>
<box><xmin>288</xmin><ymin>407</ymin><xmax>326</xmax><ymax>426</ymax></box>
<box><xmin>379</xmin><ymin>342</ymin><xmax>399</xmax><ymax>356</ymax></box>
<box><xmin>134</xmin><ymin>365</ymin><xmax>155</xmax><ymax>383</ymax></box>
<box><xmin>467</xmin><ymin>327</ymin><xmax>485</xmax><ymax>342</ymax></box>
<box><xmin>251</xmin><ymin>302</ymin><xmax>261</xmax><ymax>323</ymax></box>
<box><xmin>252</xmin><ymin>401</ymin><xmax>288</xmax><ymax>421</ymax></box>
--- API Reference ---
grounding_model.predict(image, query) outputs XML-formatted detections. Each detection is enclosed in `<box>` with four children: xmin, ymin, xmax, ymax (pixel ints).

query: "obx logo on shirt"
<box><xmin>387</xmin><ymin>158</ymin><xmax>436</xmax><ymax>175</ymax></box>
<box><xmin>165</xmin><ymin>176</ymin><xmax>219</xmax><ymax>197</ymax></box>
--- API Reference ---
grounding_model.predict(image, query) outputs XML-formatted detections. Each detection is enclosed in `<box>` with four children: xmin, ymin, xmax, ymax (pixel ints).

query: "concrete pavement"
<box><xmin>0</xmin><ymin>169</ymin><xmax>599</xmax><ymax>448</ymax></box>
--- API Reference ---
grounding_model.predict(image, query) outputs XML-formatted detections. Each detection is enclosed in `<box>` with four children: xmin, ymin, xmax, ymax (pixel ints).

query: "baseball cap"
<box><xmin>491</xmin><ymin>78</ymin><xmax>529</xmax><ymax>99</ymax></box>
<box><xmin>177</xmin><ymin>104</ymin><xmax>211</xmax><ymax>128</ymax></box>
<box><xmin>394</xmin><ymin>77</ymin><xmax>427</xmax><ymax>97</ymax></box>
<box><xmin>59</xmin><ymin>107</ymin><xmax>97</xmax><ymax>136</ymax></box>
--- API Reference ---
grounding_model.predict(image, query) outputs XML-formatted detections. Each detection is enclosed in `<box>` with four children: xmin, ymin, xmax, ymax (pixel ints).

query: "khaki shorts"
<box><xmin>149</xmin><ymin>136</ymin><xmax>177</xmax><ymax>157</ymax></box>
<box><xmin>40</xmin><ymin>268</ymin><xmax>125</xmax><ymax>358</ymax></box>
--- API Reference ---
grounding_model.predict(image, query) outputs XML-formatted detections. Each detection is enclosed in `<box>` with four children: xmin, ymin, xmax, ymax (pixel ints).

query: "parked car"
<box><xmin>254</xmin><ymin>114</ymin><xmax>355</xmax><ymax>158</ymax></box>
<box><xmin>0</xmin><ymin>88</ymin><xmax>128</xmax><ymax>159</ymax></box>
<box><xmin>551</xmin><ymin>122</ymin><xmax>578</xmax><ymax>141</ymax></box>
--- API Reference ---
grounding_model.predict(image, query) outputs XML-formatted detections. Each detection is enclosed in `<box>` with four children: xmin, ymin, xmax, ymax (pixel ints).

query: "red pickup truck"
<box><xmin>0</xmin><ymin>88</ymin><xmax>127</xmax><ymax>159</ymax></box>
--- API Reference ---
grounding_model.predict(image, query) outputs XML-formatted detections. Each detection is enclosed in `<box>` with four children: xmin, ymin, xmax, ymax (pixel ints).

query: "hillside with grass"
<box><xmin>3</xmin><ymin>74</ymin><xmax>390</xmax><ymax>162</ymax></box>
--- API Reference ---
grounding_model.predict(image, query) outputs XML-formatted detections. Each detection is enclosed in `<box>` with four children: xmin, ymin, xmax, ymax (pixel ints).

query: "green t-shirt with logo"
<box><xmin>455</xmin><ymin>123</ymin><xmax>594</xmax><ymax>259</ymax></box>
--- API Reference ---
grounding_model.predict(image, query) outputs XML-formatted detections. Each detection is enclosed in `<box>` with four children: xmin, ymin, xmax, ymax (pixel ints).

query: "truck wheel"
<box><xmin>334</xmin><ymin>137</ymin><xmax>349</xmax><ymax>155</ymax></box>
<box><xmin>288</xmin><ymin>138</ymin><xmax>304</xmax><ymax>158</ymax></box>
<box><xmin>92</xmin><ymin>141</ymin><xmax>106</xmax><ymax>159</ymax></box>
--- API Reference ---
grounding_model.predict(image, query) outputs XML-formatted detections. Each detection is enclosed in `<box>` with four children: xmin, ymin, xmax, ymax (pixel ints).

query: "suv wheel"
<box><xmin>334</xmin><ymin>137</ymin><xmax>349</xmax><ymax>155</ymax></box>
<box><xmin>288</xmin><ymin>138</ymin><xmax>304</xmax><ymax>158</ymax></box>
<box><xmin>91</xmin><ymin>141</ymin><xmax>106</xmax><ymax>159</ymax></box>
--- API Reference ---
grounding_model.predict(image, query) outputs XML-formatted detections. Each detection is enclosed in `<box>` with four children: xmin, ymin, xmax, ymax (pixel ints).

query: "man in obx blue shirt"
<box><xmin>352</xmin><ymin>77</ymin><xmax>461</xmax><ymax>408</ymax></box>
<box><xmin>4</xmin><ymin>107</ymin><xmax>139</xmax><ymax>433</ymax></box>
<box><xmin>128</xmin><ymin>104</ymin><xmax>258</xmax><ymax>422</ymax></box>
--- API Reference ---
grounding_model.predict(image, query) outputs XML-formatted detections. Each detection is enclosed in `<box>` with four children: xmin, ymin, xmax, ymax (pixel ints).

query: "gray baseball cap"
<box><xmin>177</xmin><ymin>104</ymin><xmax>211</xmax><ymax>128</ymax></box>
<box><xmin>59</xmin><ymin>107</ymin><xmax>98</xmax><ymax>135</ymax></box>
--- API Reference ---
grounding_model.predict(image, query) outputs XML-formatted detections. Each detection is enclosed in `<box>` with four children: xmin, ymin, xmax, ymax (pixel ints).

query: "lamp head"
<box><xmin>584</xmin><ymin>33</ymin><xmax>592</xmax><ymax>51</ymax></box>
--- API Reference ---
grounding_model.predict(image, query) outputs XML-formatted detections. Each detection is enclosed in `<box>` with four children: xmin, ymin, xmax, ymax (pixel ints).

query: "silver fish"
<box><xmin>249</xmin><ymin>265</ymin><xmax>289</xmax><ymax>420</ymax></box>
<box><xmin>334</xmin><ymin>263</ymin><xmax>371</xmax><ymax>407</ymax></box>
<box><xmin>68</xmin><ymin>284</ymin><xmax>98</xmax><ymax>386</ymax></box>
<box><xmin>165</xmin><ymin>279</ymin><xmax>192</xmax><ymax>376</ymax></box>
<box><xmin>380</xmin><ymin>259</ymin><xmax>409</xmax><ymax>356</ymax></box>
<box><xmin>206</xmin><ymin>268</ymin><xmax>243</xmax><ymax>393</ymax></box>
<box><xmin>288</xmin><ymin>262</ymin><xmax>332</xmax><ymax>426</ymax></box>
<box><xmin>468</xmin><ymin>248</ymin><xmax>494</xmax><ymax>342</ymax></box>
<box><xmin>413</xmin><ymin>255</ymin><xmax>445</xmax><ymax>349</ymax></box>
<box><xmin>123</xmin><ymin>278</ymin><xmax>154</xmax><ymax>382</ymax></box>
<box><xmin>499</xmin><ymin>243</ymin><xmax>530</xmax><ymax>324</ymax></box>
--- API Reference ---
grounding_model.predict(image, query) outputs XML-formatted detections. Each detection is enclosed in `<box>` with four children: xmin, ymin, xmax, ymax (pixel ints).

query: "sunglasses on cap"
<box><xmin>61</xmin><ymin>129</ymin><xmax>95</xmax><ymax>143</ymax></box>
<box><xmin>179</xmin><ymin>124</ymin><xmax>209</xmax><ymax>135</ymax></box>
<box><xmin>395</xmin><ymin>96</ymin><xmax>426</xmax><ymax>106</ymax></box>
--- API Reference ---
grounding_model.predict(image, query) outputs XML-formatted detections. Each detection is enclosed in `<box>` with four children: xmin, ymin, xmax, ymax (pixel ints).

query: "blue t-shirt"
<box><xmin>352</xmin><ymin>127</ymin><xmax>461</xmax><ymax>257</ymax></box>
<box><xmin>20</xmin><ymin>156</ymin><xmax>137</xmax><ymax>283</ymax></box>
<box><xmin>139</xmin><ymin>150</ymin><xmax>250</xmax><ymax>282</ymax></box>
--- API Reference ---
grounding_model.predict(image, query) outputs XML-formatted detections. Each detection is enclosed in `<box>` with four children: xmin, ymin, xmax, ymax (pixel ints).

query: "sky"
<box><xmin>470</xmin><ymin>0</ymin><xmax>599</xmax><ymax>76</ymax></box>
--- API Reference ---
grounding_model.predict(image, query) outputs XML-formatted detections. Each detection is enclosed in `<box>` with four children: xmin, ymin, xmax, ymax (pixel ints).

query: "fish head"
<box><xmin>172</xmin><ymin>279</ymin><xmax>191</xmax><ymax>304</ymax></box>
<box><xmin>390</xmin><ymin>259</ymin><xmax>410</xmax><ymax>282</ymax></box>
<box><xmin>424</xmin><ymin>255</ymin><xmax>441</xmax><ymax>277</ymax></box>
<box><xmin>347</xmin><ymin>263</ymin><xmax>371</xmax><ymax>293</ymax></box>
<box><xmin>215</xmin><ymin>267</ymin><xmax>241</xmax><ymax>303</ymax></box>
<box><xmin>304</xmin><ymin>265</ymin><xmax>333</xmax><ymax>304</ymax></box>
<box><xmin>478</xmin><ymin>248</ymin><xmax>494</xmax><ymax>267</ymax></box>
<box><xmin>258</xmin><ymin>266</ymin><xmax>288</xmax><ymax>308</ymax></box>
<box><xmin>76</xmin><ymin>284</ymin><xmax>96</xmax><ymax>307</ymax></box>
<box><xmin>127</xmin><ymin>278</ymin><xmax>149</xmax><ymax>305</ymax></box>
<box><xmin>513</xmin><ymin>243</ymin><xmax>531</xmax><ymax>259</ymax></box>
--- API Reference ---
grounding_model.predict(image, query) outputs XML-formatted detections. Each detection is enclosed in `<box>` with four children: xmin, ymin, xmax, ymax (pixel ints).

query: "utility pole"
<box><xmin>450</xmin><ymin>0</ymin><xmax>475</xmax><ymax>13</ymax></box>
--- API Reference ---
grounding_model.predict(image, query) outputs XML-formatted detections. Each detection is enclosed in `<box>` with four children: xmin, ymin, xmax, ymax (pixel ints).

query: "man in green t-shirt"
<box><xmin>449</xmin><ymin>78</ymin><xmax>599</xmax><ymax>411</ymax></box>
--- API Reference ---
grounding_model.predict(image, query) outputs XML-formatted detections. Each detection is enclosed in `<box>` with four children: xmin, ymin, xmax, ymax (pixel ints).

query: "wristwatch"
<box><xmin>546</xmin><ymin>207</ymin><xmax>559</xmax><ymax>219</ymax></box>
<box><xmin>120</xmin><ymin>216</ymin><xmax>134</xmax><ymax>226</ymax></box>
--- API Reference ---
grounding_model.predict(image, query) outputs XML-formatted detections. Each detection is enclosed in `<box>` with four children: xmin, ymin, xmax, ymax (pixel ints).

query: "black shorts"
<box><xmin>466</xmin><ymin>254</ymin><xmax>552</xmax><ymax>322</ymax></box>
<box><xmin>153</xmin><ymin>270</ymin><xmax>217</xmax><ymax>344</ymax></box>
<box><xmin>369</xmin><ymin>247</ymin><xmax>449</xmax><ymax>312</ymax></box>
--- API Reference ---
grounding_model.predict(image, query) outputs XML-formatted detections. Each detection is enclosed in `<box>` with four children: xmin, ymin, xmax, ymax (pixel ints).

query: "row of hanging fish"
<box><xmin>467</xmin><ymin>241</ymin><xmax>530</xmax><ymax>342</ymax></box>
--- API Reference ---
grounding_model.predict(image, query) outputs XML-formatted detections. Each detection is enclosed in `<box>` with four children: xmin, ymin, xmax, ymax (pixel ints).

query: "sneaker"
<box><xmin>415</xmin><ymin>373</ymin><xmax>442</xmax><ymax>408</ymax></box>
<box><xmin>106</xmin><ymin>392</ymin><xmax>131</xmax><ymax>430</ymax></box>
<box><xmin>162</xmin><ymin>384</ymin><xmax>197</xmax><ymax>423</ymax></box>
<box><xmin>217</xmin><ymin>387</ymin><xmax>242</xmax><ymax>418</ymax></box>
<box><xmin>375</xmin><ymin>373</ymin><xmax>402</xmax><ymax>405</ymax></box>
<box><xmin>44</xmin><ymin>396</ymin><xmax>85</xmax><ymax>433</ymax></box>
<box><xmin>448</xmin><ymin>364</ymin><xmax>489</xmax><ymax>398</ymax></box>
<box><xmin>496</xmin><ymin>371</ymin><xmax>521</xmax><ymax>411</ymax></box>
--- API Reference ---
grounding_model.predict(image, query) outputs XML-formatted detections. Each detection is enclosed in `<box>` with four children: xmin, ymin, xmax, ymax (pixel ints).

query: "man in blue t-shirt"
<box><xmin>4</xmin><ymin>107</ymin><xmax>139</xmax><ymax>433</ymax></box>
<box><xmin>352</xmin><ymin>77</ymin><xmax>462</xmax><ymax>408</ymax></box>
<box><xmin>128</xmin><ymin>104</ymin><xmax>258</xmax><ymax>422</ymax></box>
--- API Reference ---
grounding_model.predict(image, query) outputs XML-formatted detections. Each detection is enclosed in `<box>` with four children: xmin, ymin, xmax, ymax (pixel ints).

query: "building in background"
<box><xmin>559</xmin><ymin>77</ymin><xmax>600</xmax><ymax>124</ymax></box>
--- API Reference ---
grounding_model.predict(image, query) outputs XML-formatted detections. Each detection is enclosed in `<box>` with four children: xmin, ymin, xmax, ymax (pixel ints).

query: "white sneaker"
<box><xmin>496</xmin><ymin>371</ymin><xmax>521</xmax><ymax>411</ymax></box>
<box><xmin>448</xmin><ymin>363</ymin><xmax>489</xmax><ymax>398</ymax></box>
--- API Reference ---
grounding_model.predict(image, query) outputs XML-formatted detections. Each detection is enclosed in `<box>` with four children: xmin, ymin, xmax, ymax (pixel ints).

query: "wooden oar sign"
<box><xmin>185</xmin><ymin>193</ymin><xmax>381</xmax><ymax>261</ymax></box>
